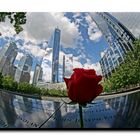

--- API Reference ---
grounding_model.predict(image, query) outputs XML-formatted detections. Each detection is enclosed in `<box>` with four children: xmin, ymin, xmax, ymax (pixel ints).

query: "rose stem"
<box><xmin>79</xmin><ymin>104</ymin><xmax>84</xmax><ymax>128</ymax></box>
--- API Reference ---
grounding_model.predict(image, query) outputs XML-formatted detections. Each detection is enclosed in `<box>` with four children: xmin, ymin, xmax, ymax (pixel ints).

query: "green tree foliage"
<box><xmin>103</xmin><ymin>39</ymin><xmax>140</xmax><ymax>93</ymax></box>
<box><xmin>47</xmin><ymin>89</ymin><xmax>67</xmax><ymax>97</ymax></box>
<box><xmin>17</xmin><ymin>82</ymin><xmax>67</xmax><ymax>96</ymax></box>
<box><xmin>0</xmin><ymin>12</ymin><xmax>26</xmax><ymax>34</ymax></box>
<box><xmin>17</xmin><ymin>82</ymin><xmax>41</xmax><ymax>95</ymax></box>
<box><xmin>102</xmin><ymin>80</ymin><xmax>111</xmax><ymax>92</ymax></box>
<box><xmin>0</xmin><ymin>73</ymin><xmax>67</xmax><ymax>97</ymax></box>
<box><xmin>2</xmin><ymin>75</ymin><xmax>16</xmax><ymax>91</ymax></box>
<box><xmin>40</xmin><ymin>88</ymin><xmax>49</xmax><ymax>96</ymax></box>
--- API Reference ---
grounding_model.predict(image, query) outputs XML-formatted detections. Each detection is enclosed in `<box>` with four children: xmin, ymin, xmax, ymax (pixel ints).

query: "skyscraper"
<box><xmin>14</xmin><ymin>54</ymin><xmax>33</xmax><ymax>83</ymax></box>
<box><xmin>32</xmin><ymin>64</ymin><xmax>42</xmax><ymax>85</ymax></box>
<box><xmin>38</xmin><ymin>67</ymin><xmax>43</xmax><ymax>81</ymax></box>
<box><xmin>110</xmin><ymin>12</ymin><xmax>140</xmax><ymax>38</ymax></box>
<box><xmin>51</xmin><ymin>27</ymin><xmax>61</xmax><ymax>83</ymax></box>
<box><xmin>14</xmin><ymin>55</ymin><xmax>26</xmax><ymax>82</ymax></box>
<box><xmin>91</xmin><ymin>12</ymin><xmax>138</xmax><ymax>78</ymax></box>
<box><xmin>0</xmin><ymin>42</ymin><xmax>18</xmax><ymax>78</ymax></box>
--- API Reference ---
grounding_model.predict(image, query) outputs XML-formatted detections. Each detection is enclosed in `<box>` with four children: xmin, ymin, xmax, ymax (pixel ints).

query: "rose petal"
<box><xmin>64</xmin><ymin>68</ymin><xmax>103</xmax><ymax>104</ymax></box>
<box><xmin>83</xmin><ymin>69</ymin><xmax>96</xmax><ymax>75</ymax></box>
<box><xmin>82</xmin><ymin>74</ymin><xmax>102</xmax><ymax>84</ymax></box>
<box><xmin>73</xmin><ymin>68</ymin><xmax>84</xmax><ymax>73</ymax></box>
<box><xmin>72</xmin><ymin>76</ymin><xmax>98</xmax><ymax>103</ymax></box>
<box><xmin>72</xmin><ymin>68</ymin><xmax>84</xmax><ymax>81</ymax></box>
<box><xmin>67</xmin><ymin>80</ymin><xmax>78</xmax><ymax>102</ymax></box>
<box><xmin>96</xmin><ymin>84</ymin><xmax>103</xmax><ymax>95</ymax></box>
<box><xmin>63</xmin><ymin>77</ymin><xmax>70</xmax><ymax>88</ymax></box>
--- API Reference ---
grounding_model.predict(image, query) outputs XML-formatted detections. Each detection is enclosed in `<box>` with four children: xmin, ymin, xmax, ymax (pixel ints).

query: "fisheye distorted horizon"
<box><xmin>0</xmin><ymin>12</ymin><xmax>140</xmax><ymax>83</ymax></box>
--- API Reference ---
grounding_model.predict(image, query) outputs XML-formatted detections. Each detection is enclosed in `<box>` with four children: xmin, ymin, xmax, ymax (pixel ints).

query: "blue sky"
<box><xmin>64</xmin><ymin>12</ymin><xmax>108</xmax><ymax>62</ymax></box>
<box><xmin>0</xmin><ymin>12</ymin><xmax>109</xmax><ymax>82</ymax></box>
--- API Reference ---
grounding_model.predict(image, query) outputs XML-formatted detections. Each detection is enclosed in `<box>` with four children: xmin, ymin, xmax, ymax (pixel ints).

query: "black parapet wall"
<box><xmin>0</xmin><ymin>89</ymin><xmax>140</xmax><ymax>129</ymax></box>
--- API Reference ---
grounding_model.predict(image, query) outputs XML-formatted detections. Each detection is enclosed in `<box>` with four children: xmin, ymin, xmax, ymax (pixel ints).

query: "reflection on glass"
<box><xmin>0</xmin><ymin>90</ymin><xmax>140</xmax><ymax>128</ymax></box>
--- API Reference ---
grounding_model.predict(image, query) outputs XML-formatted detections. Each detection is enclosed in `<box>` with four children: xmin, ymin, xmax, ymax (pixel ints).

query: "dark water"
<box><xmin>0</xmin><ymin>89</ymin><xmax>140</xmax><ymax>128</ymax></box>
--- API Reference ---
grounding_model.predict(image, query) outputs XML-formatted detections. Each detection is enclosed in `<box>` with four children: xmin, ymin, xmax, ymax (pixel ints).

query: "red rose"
<box><xmin>64</xmin><ymin>68</ymin><xmax>103</xmax><ymax>104</ymax></box>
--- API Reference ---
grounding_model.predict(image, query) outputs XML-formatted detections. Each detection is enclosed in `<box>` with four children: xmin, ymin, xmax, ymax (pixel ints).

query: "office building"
<box><xmin>14</xmin><ymin>54</ymin><xmax>33</xmax><ymax>83</ymax></box>
<box><xmin>91</xmin><ymin>12</ymin><xmax>138</xmax><ymax>78</ymax></box>
<box><xmin>51</xmin><ymin>28</ymin><xmax>61</xmax><ymax>83</ymax></box>
<box><xmin>110</xmin><ymin>12</ymin><xmax>140</xmax><ymax>38</ymax></box>
<box><xmin>14</xmin><ymin>55</ymin><xmax>26</xmax><ymax>82</ymax></box>
<box><xmin>32</xmin><ymin>64</ymin><xmax>42</xmax><ymax>85</ymax></box>
<box><xmin>0</xmin><ymin>42</ymin><xmax>18</xmax><ymax>78</ymax></box>
<box><xmin>38</xmin><ymin>67</ymin><xmax>43</xmax><ymax>81</ymax></box>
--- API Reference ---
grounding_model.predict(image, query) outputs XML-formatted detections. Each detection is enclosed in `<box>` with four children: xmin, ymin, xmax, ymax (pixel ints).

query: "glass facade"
<box><xmin>110</xmin><ymin>12</ymin><xmax>140</xmax><ymax>38</ymax></box>
<box><xmin>51</xmin><ymin>28</ymin><xmax>61</xmax><ymax>83</ymax></box>
<box><xmin>0</xmin><ymin>42</ymin><xmax>18</xmax><ymax>77</ymax></box>
<box><xmin>38</xmin><ymin>67</ymin><xmax>43</xmax><ymax>81</ymax></box>
<box><xmin>14</xmin><ymin>55</ymin><xmax>33</xmax><ymax>83</ymax></box>
<box><xmin>91</xmin><ymin>12</ymin><xmax>137</xmax><ymax>78</ymax></box>
<box><xmin>14</xmin><ymin>56</ymin><xmax>26</xmax><ymax>82</ymax></box>
<box><xmin>32</xmin><ymin>64</ymin><xmax>41</xmax><ymax>85</ymax></box>
<box><xmin>23</xmin><ymin>55</ymin><xmax>33</xmax><ymax>73</ymax></box>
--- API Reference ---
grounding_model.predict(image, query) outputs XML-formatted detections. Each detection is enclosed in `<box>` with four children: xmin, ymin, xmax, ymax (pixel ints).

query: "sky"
<box><xmin>0</xmin><ymin>12</ymin><xmax>109</xmax><ymax>83</ymax></box>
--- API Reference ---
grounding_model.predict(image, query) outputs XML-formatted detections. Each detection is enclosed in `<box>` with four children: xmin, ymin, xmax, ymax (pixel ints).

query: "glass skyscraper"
<box><xmin>14</xmin><ymin>54</ymin><xmax>33</xmax><ymax>83</ymax></box>
<box><xmin>110</xmin><ymin>12</ymin><xmax>140</xmax><ymax>38</ymax></box>
<box><xmin>32</xmin><ymin>64</ymin><xmax>42</xmax><ymax>85</ymax></box>
<box><xmin>51</xmin><ymin>28</ymin><xmax>61</xmax><ymax>83</ymax></box>
<box><xmin>0</xmin><ymin>42</ymin><xmax>18</xmax><ymax>78</ymax></box>
<box><xmin>38</xmin><ymin>67</ymin><xmax>43</xmax><ymax>81</ymax></box>
<box><xmin>91</xmin><ymin>12</ymin><xmax>138</xmax><ymax>78</ymax></box>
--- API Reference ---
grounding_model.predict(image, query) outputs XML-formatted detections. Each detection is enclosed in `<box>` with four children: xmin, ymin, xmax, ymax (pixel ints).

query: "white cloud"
<box><xmin>100</xmin><ymin>50</ymin><xmax>107</xmax><ymax>58</ymax></box>
<box><xmin>42</xmin><ymin>63</ymin><xmax>52</xmax><ymax>82</ymax></box>
<box><xmin>63</xmin><ymin>54</ymin><xmax>102</xmax><ymax>77</ymax></box>
<box><xmin>15</xmin><ymin>52</ymin><xmax>24</xmax><ymax>61</ymax></box>
<box><xmin>0</xmin><ymin>19</ymin><xmax>46</xmax><ymax>59</ymax></box>
<box><xmin>41</xmin><ymin>50</ymin><xmax>74</xmax><ymax>81</ymax></box>
<box><xmin>90</xmin><ymin>62</ymin><xmax>102</xmax><ymax>75</ymax></box>
<box><xmin>30</xmin><ymin>70</ymin><xmax>34</xmax><ymax>84</ymax></box>
<box><xmin>0</xmin><ymin>19</ymin><xmax>16</xmax><ymax>37</ymax></box>
<box><xmin>45</xmin><ymin>47</ymin><xmax>52</xmax><ymax>56</ymax></box>
<box><xmin>59</xmin><ymin>51</ymin><xmax>66</xmax><ymax>65</ymax></box>
<box><xmin>22</xmin><ymin>12</ymin><xmax>82</xmax><ymax>48</ymax></box>
<box><xmin>110</xmin><ymin>12</ymin><xmax>140</xmax><ymax>38</ymax></box>
<box><xmin>41</xmin><ymin>50</ymin><xmax>102</xmax><ymax>82</ymax></box>
<box><xmin>0</xmin><ymin>13</ymin><xmax>103</xmax><ymax>82</ymax></box>
<box><xmin>88</xmin><ymin>28</ymin><xmax>102</xmax><ymax>42</ymax></box>
<box><xmin>72</xmin><ymin>13</ymin><xmax>88</xmax><ymax>28</ymax></box>
<box><xmin>20</xmin><ymin>44</ymin><xmax>46</xmax><ymax>58</ymax></box>
<box><xmin>72</xmin><ymin>56</ymin><xmax>102</xmax><ymax>75</ymax></box>
<box><xmin>85</xmin><ymin>14</ymin><xmax>102</xmax><ymax>42</ymax></box>
<box><xmin>0</xmin><ymin>12</ymin><xmax>83</xmax><ymax>48</ymax></box>
<box><xmin>41</xmin><ymin>49</ymin><xmax>53</xmax><ymax>82</ymax></box>
<box><xmin>73</xmin><ymin>13</ymin><xmax>81</xmax><ymax>19</ymax></box>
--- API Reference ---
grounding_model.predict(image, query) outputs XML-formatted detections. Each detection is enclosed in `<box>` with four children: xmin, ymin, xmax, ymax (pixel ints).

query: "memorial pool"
<box><xmin>0</xmin><ymin>89</ymin><xmax>139</xmax><ymax>129</ymax></box>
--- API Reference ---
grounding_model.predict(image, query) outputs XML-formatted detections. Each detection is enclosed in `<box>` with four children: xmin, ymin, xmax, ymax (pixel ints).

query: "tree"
<box><xmin>17</xmin><ymin>82</ymin><xmax>32</xmax><ymax>94</ymax></box>
<box><xmin>12</xmin><ymin>81</ymin><xmax>18</xmax><ymax>91</ymax></box>
<box><xmin>0</xmin><ymin>12</ymin><xmax>26</xmax><ymax>34</ymax></box>
<box><xmin>2</xmin><ymin>75</ymin><xmax>15</xmax><ymax>90</ymax></box>
<box><xmin>133</xmin><ymin>39</ymin><xmax>140</xmax><ymax>83</ymax></box>
<box><xmin>17</xmin><ymin>82</ymin><xmax>41</xmax><ymax>95</ymax></box>
<box><xmin>103</xmin><ymin>39</ymin><xmax>140</xmax><ymax>93</ymax></box>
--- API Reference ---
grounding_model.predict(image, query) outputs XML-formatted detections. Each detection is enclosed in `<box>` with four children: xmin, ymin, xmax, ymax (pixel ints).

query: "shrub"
<box><xmin>2</xmin><ymin>75</ymin><xmax>15</xmax><ymax>90</ymax></box>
